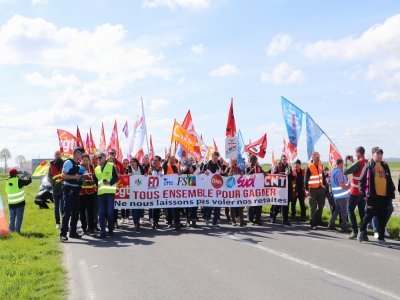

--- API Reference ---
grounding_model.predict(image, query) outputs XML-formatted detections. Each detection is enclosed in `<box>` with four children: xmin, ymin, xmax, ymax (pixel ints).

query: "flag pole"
<box><xmin>141</xmin><ymin>97</ymin><xmax>150</xmax><ymax>156</ymax></box>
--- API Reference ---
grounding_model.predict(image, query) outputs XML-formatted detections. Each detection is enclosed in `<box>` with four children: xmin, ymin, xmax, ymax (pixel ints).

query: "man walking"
<box><xmin>60</xmin><ymin>147</ymin><xmax>85</xmax><ymax>242</ymax></box>
<box><xmin>305</xmin><ymin>152</ymin><xmax>327</xmax><ymax>229</ymax></box>
<box><xmin>328</xmin><ymin>158</ymin><xmax>350</xmax><ymax>231</ymax></box>
<box><xmin>48</xmin><ymin>150</ymin><xmax>64</xmax><ymax>229</ymax></box>
<box><xmin>358</xmin><ymin>147</ymin><xmax>395</xmax><ymax>244</ymax></box>
<box><xmin>344</xmin><ymin>146</ymin><xmax>368</xmax><ymax>239</ymax></box>
<box><xmin>94</xmin><ymin>152</ymin><xmax>119</xmax><ymax>238</ymax></box>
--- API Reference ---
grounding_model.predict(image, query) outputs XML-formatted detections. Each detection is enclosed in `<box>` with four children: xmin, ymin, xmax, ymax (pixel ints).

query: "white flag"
<box><xmin>129</xmin><ymin>100</ymin><xmax>147</xmax><ymax>158</ymax></box>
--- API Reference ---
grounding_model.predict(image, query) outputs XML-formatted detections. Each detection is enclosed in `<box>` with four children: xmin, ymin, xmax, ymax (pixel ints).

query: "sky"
<box><xmin>1</xmin><ymin>0</ymin><xmax>400</xmax><ymax>166</ymax></box>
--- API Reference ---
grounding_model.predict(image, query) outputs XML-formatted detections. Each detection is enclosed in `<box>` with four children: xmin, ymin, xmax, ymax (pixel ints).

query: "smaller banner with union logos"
<box><xmin>114</xmin><ymin>174</ymin><xmax>288</xmax><ymax>209</ymax></box>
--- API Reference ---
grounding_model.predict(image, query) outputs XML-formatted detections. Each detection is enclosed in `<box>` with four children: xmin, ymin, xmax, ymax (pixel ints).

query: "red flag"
<box><xmin>226</xmin><ymin>98</ymin><xmax>237</xmax><ymax>137</ymax></box>
<box><xmin>213</xmin><ymin>139</ymin><xmax>219</xmax><ymax>152</ymax></box>
<box><xmin>89</xmin><ymin>127</ymin><xmax>97</xmax><ymax>154</ymax></box>
<box><xmin>76</xmin><ymin>126</ymin><xmax>84</xmax><ymax>148</ymax></box>
<box><xmin>329</xmin><ymin>143</ymin><xmax>342</xmax><ymax>169</ymax></box>
<box><xmin>107</xmin><ymin>120</ymin><xmax>123</xmax><ymax>161</ymax></box>
<box><xmin>149</xmin><ymin>135</ymin><xmax>155</xmax><ymax>162</ymax></box>
<box><xmin>85</xmin><ymin>133</ymin><xmax>91</xmax><ymax>155</ymax></box>
<box><xmin>271</xmin><ymin>150</ymin><xmax>277</xmax><ymax>168</ymax></box>
<box><xmin>122</xmin><ymin>120</ymin><xmax>129</xmax><ymax>138</ymax></box>
<box><xmin>57</xmin><ymin>129</ymin><xmax>76</xmax><ymax>158</ymax></box>
<box><xmin>136</xmin><ymin>148</ymin><xmax>144</xmax><ymax>162</ymax></box>
<box><xmin>245</xmin><ymin>133</ymin><xmax>267</xmax><ymax>158</ymax></box>
<box><xmin>99</xmin><ymin>122</ymin><xmax>106</xmax><ymax>153</ymax></box>
<box><xmin>283</xmin><ymin>138</ymin><xmax>298</xmax><ymax>162</ymax></box>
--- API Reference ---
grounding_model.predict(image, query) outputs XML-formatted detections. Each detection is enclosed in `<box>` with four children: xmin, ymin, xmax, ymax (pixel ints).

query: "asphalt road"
<box><xmin>64</xmin><ymin>216</ymin><xmax>400</xmax><ymax>300</ymax></box>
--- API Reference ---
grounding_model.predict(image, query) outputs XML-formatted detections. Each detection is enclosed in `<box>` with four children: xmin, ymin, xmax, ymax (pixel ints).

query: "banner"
<box><xmin>114</xmin><ymin>174</ymin><xmax>288</xmax><ymax>209</ymax></box>
<box><xmin>281</xmin><ymin>97</ymin><xmax>303</xmax><ymax>147</ymax></box>
<box><xmin>225</xmin><ymin>136</ymin><xmax>238</xmax><ymax>159</ymax></box>
<box><xmin>0</xmin><ymin>196</ymin><xmax>10</xmax><ymax>236</ymax></box>
<box><xmin>306</xmin><ymin>113</ymin><xmax>324</xmax><ymax>160</ymax></box>
<box><xmin>57</xmin><ymin>129</ymin><xmax>76</xmax><ymax>158</ymax></box>
<box><xmin>329</xmin><ymin>143</ymin><xmax>342</xmax><ymax>169</ymax></box>
<box><xmin>171</xmin><ymin>121</ymin><xmax>202</xmax><ymax>162</ymax></box>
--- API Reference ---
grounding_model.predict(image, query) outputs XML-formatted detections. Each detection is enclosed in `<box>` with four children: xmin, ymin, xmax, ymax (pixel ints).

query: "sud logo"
<box><xmin>226</xmin><ymin>177</ymin><xmax>236</xmax><ymax>188</ymax></box>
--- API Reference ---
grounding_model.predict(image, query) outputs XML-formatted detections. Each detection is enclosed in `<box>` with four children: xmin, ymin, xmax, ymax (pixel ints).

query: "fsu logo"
<box><xmin>211</xmin><ymin>174</ymin><xmax>223</xmax><ymax>189</ymax></box>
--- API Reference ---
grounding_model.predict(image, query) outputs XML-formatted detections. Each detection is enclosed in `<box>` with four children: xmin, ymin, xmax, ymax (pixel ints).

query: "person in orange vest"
<box><xmin>79</xmin><ymin>153</ymin><xmax>97</xmax><ymax>234</ymax></box>
<box><xmin>304</xmin><ymin>152</ymin><xmax>327</xmax><ymax>229</ymax></box>
<box><xmin>162</xmin><ymin>153</ymin><xmax>181</xmax><ymax>230</ymax></box>
<box><xmin>48</xmin><ymin>150</ymin><xmax>64</xmax><ymax>229</ymax></box>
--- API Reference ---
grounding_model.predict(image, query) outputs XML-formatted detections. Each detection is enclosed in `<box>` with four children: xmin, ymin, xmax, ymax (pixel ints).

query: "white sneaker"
<box><xmin>128</xmin><ymin>219</ymin><xmax>133</xmax><ymax>224</ymax></box>
<box><xmin>56</xmin><ymin>224</ymin><xmax>61</xmax><ymax>229</ymax></box>
<box><xmin>140</xmin><ymin>218</ymin><xmax>145</xmax><ymax>224</ymax></box>
<box><xmin>374</xmin><ymin>232</ymin><xmax>379</xmax><ymax>239</ymax></box>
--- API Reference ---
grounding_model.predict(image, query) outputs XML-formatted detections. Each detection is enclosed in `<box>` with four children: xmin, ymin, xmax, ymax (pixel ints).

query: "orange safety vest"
<box><xmin>308</xmin><ymin>162</ymin><xmax>324</xmax><ymax>189</ymax></box>
<box><xmin>166</xmin><ymin>164</ymin><xmax>175</xmax><ymax>175</ymax></box>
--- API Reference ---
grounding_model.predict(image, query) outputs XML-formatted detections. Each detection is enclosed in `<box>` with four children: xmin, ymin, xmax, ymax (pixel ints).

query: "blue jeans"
<box><xmin>9</xmin><ymin>205</ymin><xmax>25</xmax><ymax>233</ymax></box>
<box><xmin>347</xmin><ymin>194</ymin><xmax>365</xmax><ymax>232</ymax></box>
<box><xmin>61</xmin><ymin>186</ymin><xmax>81</xmax><ymax>236</ymax></box>
<box><xmin>54</xmin><ymin>193</ymin><xmax>64</xmax><ymax>225</ymax></box>
<box><xmin>372</xmin><ymin>201</ymin><xmax>393</xmax><ymax>232</ymax></box>
<box><xmin>98</xmin><ymin>194</ymin><xmax>115</xmax><ymax>233</ymax></box>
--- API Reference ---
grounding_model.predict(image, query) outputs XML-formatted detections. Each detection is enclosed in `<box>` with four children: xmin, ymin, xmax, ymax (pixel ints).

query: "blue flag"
<box><xmin>306</xmin><ymin>113</ymin><xmax>324</xmax><ymax>160</ymax></box>
<box><xmin>281</xmin><ymin>97</ymin><xmax>303</xmax><ymax>147</ymax></box>
<box><xmin>236</xmin><ymin>130</ymin><xmax>246</xmax><ymax>172</ymax></box>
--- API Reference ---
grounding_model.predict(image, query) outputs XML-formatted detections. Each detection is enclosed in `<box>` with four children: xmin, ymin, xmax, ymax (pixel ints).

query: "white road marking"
<box><xmin>78</xmin><ymin>259</ymin><xmax>96</xmax><ymax>300</ymax></box>
<box><xmin>228</xmin><ymin>234</ymin><xmax>400</xmax><ymax>300</ymax></box>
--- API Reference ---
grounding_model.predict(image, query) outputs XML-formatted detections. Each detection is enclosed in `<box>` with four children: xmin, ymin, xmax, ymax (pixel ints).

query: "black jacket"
<box><xmin>360</xmin><ymin>160</ymin><xmax>395</xmax><ymax>199</ymax></box>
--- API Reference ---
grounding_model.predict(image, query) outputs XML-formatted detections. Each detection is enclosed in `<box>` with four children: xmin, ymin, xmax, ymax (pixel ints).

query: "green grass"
<box><xmin>0</xmin><ymin>179</ymin><xmax>66</xmax><ymax>300</ymax></box>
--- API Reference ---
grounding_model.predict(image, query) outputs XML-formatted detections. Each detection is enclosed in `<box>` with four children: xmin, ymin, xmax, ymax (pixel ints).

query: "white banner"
<box><xmin>225</xmin><ymin>136</ymin><xmax>238</xmax><ymax>159</ymax></box>
<box><xmin>114</xmin><ymin>174</ymin><xmax>288</xmax><ymax>209</ymax></box>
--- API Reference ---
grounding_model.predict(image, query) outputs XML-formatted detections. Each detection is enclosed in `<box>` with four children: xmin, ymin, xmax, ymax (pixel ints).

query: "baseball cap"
<box><xmin>9</xmin><ymin>168</ymin><xmax>18</xmax><ymax>177</ymax></box>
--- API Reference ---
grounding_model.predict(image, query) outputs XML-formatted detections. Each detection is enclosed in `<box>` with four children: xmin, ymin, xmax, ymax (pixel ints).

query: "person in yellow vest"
<box><xmin>5</xmin><ymin>168</ymin><xmax>32</xmax><ymax>233</ymax></box>
<box><xmin>94</xmin><ymin>152</ymin><xmax>119</xmax><ymax>238</ymax></box>
<box><xmin>48</xmin><ymin>150</ymin><xmax>64</xmax><ymax>229</ymax></box>
<box><xmin>304</xmin><ymin>152</ymin><xmax>327</xmax><ymax>230</ymax></box>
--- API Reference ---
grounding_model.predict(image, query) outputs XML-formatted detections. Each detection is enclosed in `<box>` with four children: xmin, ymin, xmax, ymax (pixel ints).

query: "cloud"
<box><xmin>374</xmin><ymin>91</ymin><xmax>400</xmax><ymax>103</ymax></box>
<box><xmin>0</xmin><ymin>15</ymin><xmax>163</xmax><ymax>76</ymax></box>
<box><xmin>149</xmin><ymin>98</ymin><xmax>169</xmax><ymax>111</ymax></box>
<box><xmin>191</xmin><ymin>43</ymin><xmax>206</xmax><ymax>54</ymax></box>
<box><xmin>210</xmin><ymin>63</ymin><xmax>239</xmax><ymax>77</ymax></box>
<box><xmin>142</xmin><ymin>0</ymin><xmax>210</xmax><ymax>10</ymax></box>
<box><xmin>24</xmin><ymin>71</ymin><xmax>80</xmax><ymax>88</ymax></box>
<box><xmin>32</xmin><ymin>0</ymin><xmax>47</xmax><ymax>5</ymax></box>
<box><xmin>266</xmin><ymin>33</ymin><xmax>292</xmax><ymax>56</ymax></box>
<box><xmin>261</xmin><ymin>63</ymin><xmax>305</xmax><ymax>85</ymax></box>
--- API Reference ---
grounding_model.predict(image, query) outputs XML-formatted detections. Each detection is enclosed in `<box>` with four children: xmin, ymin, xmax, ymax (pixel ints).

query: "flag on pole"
<box><xmin>57</xmin><ymin>129</ymin><xmax>76</xmax><ymax>158</ymax></box>
<box><xmin>213</xmin><ymin>139</ymin><xmax>219</xmax><ymax>152</ymax></box>
<box><xmin>122</xmin><ymin>121</ymin><xmax>129</xmax><ymax>138</ymax></box>
<box><xmin>107</xmin><ymin>120</ymin><xmax>123</xmax><ymax>161</ymax></box>
<box><xmin>281</xmin><ymin>97</ymin><xmax>304</xmax><ymax>147</ymax></box>
<box><xmin>171</xmin><ymin>120</ymin><xmax>202</xmax><ymax>162</ymax></box>
<box><xmin>236</xmin><ymin>130</ymin><xmax>246</xmax><ymax>172</ymax></box>
<box><xmin>99</xmin><ymin>122</ymin><xmax>106</xmax><ymax>153</ymax></box>
<box><xmin>0</xmin><ymin>196</ymin><xmax>10</xmax><ymax>236</ymax></box>
<box><xmin>89</xmin><ymin>127</ymin><xmax>97</xmax><ymax>154</ymax></box>
<box><xmin>283</xmin><ymin>138</ymin><xmax>298</xmax><ymax>162</ymax></box>
<box><xmin>149</xmin><ymin>135</ymin><xmax>155</xmax><ymax>162</ymax></box>
<box><xmin>76</xmin><ymin>126</ymin><xmax>84</xmax><ymax>148</ymax></box>
<box><xmin>245</xmin><ymin>134</ymin><xmax>267</xmax><ymax>158</ymax></box>
<box><xmin>226</xmin><ymin>98</ymin><xmax>237</xmax><ymax>137</ymax></box>
<box><xmin>85</xmin><ymin>133</ymin><xmax>91</xmax><ymax>155</ymax></box>
<box><xmin>306</xmin><ymin>113</ymin><xmax>324</xmax><ymax>160</ymax></box>
<box><xmin>176</xmin><ymin>110</ymin><xmax>202</xmax><ymax>160</ymax></box>
<box><xmin>129</xmin><ymin>101</ymin><xmax>147</xmax><ymax>159</ymax></box>
<box><xmin>329</xmin><ymin>143</ymin><xmax>342</xmax><ymax>169</ymax></box>
<box><xmin>32</xmin><ymin>160</ymin><xmax>50</xmax><ymax>176</ymax></box>
<box><xmin>136</xmin><ymin>148</ymin><xmax>144</xmax><ymax>162</ymax></box>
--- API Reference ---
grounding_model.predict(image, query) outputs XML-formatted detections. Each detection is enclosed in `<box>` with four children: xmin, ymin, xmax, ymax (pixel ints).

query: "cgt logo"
<box><xmin>148</xmin><ymin>176</ymin><xmax>160</xmax><ymax>189</ymax></box>
<box><xmin>211</xmin><ymin>174</ymin><xmax>224</xmax><ymax>189</ymax></box>
<box><xmin>226</xmin><ymin>177</ymin><xmax>236</xmax><ymax>189</ymax></box>
<box><xmin>264</xmin><ymin>174</ymin><xmax>287</xmax><ymax>188</ymax></box>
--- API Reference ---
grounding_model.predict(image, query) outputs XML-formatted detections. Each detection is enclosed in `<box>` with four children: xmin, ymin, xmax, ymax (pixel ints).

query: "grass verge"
<box><xmin>0</xmin><ymin>178</ymin><xmax>66</xmax><ymax>299</ymax></box>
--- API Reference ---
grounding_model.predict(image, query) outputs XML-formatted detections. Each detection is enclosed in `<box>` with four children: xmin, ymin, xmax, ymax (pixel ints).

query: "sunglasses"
<box><xmin>97</xmin><ymin>156</ymin><xmax>104</xmax><ymax>160</ymax></box>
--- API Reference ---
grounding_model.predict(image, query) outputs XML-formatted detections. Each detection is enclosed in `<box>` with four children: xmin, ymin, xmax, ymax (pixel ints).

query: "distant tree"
<box><xmin>15</xmin><ymin>155</ymin><xmax>26</xmax><ymax>169</ymax></box>
<box><xmin>0</xmin><ymin>148</ymin><xmax>11</xmax><ymax>173</ymax></box>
